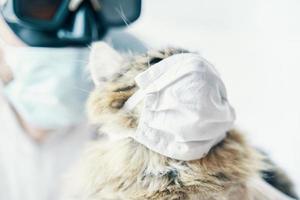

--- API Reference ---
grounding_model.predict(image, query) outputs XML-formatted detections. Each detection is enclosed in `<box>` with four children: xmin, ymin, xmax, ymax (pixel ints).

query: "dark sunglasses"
<box><xmin>1</xmin><ymin>0</ymin><xmax>141</xmax><ymax>30</ymax></box>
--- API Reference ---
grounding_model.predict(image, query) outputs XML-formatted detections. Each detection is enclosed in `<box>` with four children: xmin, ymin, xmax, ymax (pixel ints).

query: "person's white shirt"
<box><xmin>0</xmin><ymin>29</ymin><xmax>146</xmax><ymax>200</ymax></box>
<box><xmin>0</xmin><ymin>85</ymin><xmax>94</xmax><ymax>200</ymax></box>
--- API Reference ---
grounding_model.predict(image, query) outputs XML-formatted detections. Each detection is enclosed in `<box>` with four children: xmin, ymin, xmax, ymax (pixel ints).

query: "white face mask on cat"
<box><xmin>2</xmin><ymin>45</ymin><xmax>91</xmax><ymax>130</ymax></box>
<box><xmin>123</xmin><ymin>53</ymin><xmax>236</xmax><ymax>161</ymax></box>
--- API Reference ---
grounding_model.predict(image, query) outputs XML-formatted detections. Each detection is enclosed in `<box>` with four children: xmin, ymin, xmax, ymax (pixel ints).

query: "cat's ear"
<box><xmin>88</xmin><ymin>42</ymin><xmax>123</xmax><ymax>86</ymax></box>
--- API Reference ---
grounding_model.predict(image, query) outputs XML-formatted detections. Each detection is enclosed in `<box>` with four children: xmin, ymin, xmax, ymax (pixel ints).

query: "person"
<box><xmin>0</xmin><ymin>0</ymin><xmax>145</xmax><ymax>199</ymax></box>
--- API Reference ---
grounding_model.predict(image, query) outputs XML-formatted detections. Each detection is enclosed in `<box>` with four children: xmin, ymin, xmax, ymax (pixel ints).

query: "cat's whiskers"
<box><xmin>116</xmin><ymin>6</ymin><xmax>130</xmax><ymax>28</ymax></box>
<box><xmin>72</xmin><ymin>86</ymin><xmax>91</xmax><ymax>94</ymax></box>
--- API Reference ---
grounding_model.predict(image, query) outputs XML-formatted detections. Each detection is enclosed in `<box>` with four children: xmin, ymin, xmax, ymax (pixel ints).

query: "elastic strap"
<box><xmin>123</xmin><ymin>89</ymin><xmax>146</xmax><ymax>111</ymax></box>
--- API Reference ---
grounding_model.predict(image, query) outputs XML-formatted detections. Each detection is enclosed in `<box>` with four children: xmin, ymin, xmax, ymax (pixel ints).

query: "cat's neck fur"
<box><xmin>68</xmin><ymin>130</ymin><xmax>264</xmax><ymax>200</ymax></box>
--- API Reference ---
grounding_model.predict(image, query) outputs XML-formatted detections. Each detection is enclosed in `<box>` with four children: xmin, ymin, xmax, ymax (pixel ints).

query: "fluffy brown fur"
<box><xmin>63</xmin><ymin>44</ymin><xmax>297</xmax><ymax>200</ymax></box>
<box><xmin>65</xmin><ymin>131</ymin><xmax>263</xmax><ymax>200</ymax></box>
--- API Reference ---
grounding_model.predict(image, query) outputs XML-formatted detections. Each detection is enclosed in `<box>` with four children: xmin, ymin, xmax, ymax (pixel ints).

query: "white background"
<box><xmin>127</xmin><ymin>0</ymin><xmax>300</xmax><ymax>195</ymax></box>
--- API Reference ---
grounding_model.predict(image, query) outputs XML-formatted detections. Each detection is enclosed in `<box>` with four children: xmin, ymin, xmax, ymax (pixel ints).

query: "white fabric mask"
<box><xmin>2</xmin><ymin>45</ymin><xmax>92</xmax><ymax>130</ymax></box>
<box><xmin>124</xmin><ymin>53</ymin><xmax>236</xmax><ymax>161</ymax></box>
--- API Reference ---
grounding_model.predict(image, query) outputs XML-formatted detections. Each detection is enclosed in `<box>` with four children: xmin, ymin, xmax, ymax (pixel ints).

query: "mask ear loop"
<box><xmin>123</xmin><ymin>89</ymin><xmax>146</xmax><ymax>111</ymax></box>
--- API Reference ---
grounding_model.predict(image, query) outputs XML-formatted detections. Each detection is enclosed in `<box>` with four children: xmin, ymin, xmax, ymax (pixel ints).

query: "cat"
<box><xmin>62</xmin><ymin>42</ymin><xmax>298</xmax><ymax>200</ymax></box>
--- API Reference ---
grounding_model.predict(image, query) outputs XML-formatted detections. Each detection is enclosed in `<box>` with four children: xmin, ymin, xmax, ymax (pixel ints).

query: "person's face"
<box><xmin>0</xmin><ymin>11</ymin><xmax>25</xmax><ymax>82</ymax></box>
<box><xmin>0</xmin><ymin>15</ymin><xmax>24</xmax><ymax>84</ymax></box>
<box><xmin>0</xmin><ymin>15</ymin><xmax>25</xmax><ymax>47</ymax></box>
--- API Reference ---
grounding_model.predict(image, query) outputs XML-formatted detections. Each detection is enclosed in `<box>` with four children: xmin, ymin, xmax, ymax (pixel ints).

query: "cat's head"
<box><xmin>87</xmin><ymin>42</ymin><xmax>188</xmax><ymax>139</ymax></box>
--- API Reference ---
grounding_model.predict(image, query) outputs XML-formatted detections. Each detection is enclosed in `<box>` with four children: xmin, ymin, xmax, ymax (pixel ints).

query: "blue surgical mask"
<box><xmin>2</xmin><ymin>45</ymin><xmax>92</xmax><ymax>130</ymax></box>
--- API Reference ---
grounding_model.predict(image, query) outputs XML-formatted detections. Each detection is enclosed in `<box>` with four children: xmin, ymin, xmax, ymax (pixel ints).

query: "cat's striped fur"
<box><xmin>63</xmin><ymin>43</ymin><xmax>297</xmax><ymax>200</ymax></box>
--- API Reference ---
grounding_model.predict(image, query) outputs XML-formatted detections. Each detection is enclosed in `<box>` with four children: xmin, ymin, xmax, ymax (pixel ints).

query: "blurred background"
<box><xmin>121</xmin><ymin>0</ymin><xmax>300</xmax><ymax>194</ymax></box>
